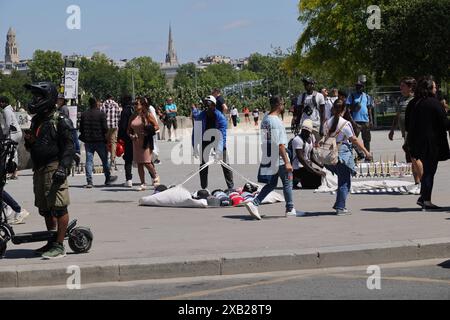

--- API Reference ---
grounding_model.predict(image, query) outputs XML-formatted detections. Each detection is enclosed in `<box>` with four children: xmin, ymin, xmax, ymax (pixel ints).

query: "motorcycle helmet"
<box><xmin>24</xmin><ymin>82</ymin><xmax>58</xmax><ymax>115</ymax></box>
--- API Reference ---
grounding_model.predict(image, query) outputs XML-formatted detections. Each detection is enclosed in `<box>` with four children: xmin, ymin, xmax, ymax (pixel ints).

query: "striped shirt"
<box><xmin>101</xmin><ymin>99</ymin><xmax>122</xmax><ymax>129</ymax></box>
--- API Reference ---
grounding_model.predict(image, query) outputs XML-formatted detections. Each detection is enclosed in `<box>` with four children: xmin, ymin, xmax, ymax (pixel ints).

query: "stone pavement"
<box><xmin>0</xmin><ymin>130</ymin><xmax>449</xmax><ymax>288</ymax></box>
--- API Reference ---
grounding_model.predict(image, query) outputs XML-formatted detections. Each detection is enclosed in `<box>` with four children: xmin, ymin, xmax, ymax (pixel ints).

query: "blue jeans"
<box><xmin>85</xmin><ymin>143</ymin><xmax>111</xmax><ymax>184</ymax></box>
<box><xmin>2</xmin><ymin>190</ymin><xmax>21</xmax><ymax>213</ymax></box>
<box><xmin>72</xmin><ymin>130</ymin><xmax>80</xmax><ymax>154</ymax></box>
<box><xmin>254</xmin><ymin>165</ymin><xmax>294</xmax><ymax>211</ymax></box>
<box><xmin>330</xmin><ymin>162</ymin><xmax>352</xmax><ymax>210</ymax></box>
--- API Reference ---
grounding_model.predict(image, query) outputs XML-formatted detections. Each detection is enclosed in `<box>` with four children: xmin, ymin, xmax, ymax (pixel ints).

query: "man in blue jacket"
<box><xmin>193</xmin><ymin>96</ymin><xmax>234</xmax><ymax>190</ymax></box>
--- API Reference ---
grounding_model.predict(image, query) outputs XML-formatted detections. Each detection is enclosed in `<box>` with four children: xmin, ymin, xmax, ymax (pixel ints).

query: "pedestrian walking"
<box><xmin>324</xmin><ymin>99</ymin><xmax>371</xmax><ymax>215</ymax></box>
<box><xmin>389</xmin><ymin>77</ymin><xmax>423</xmax><ymax>195</ymax></box>
<box><xmin>230</xmin><ymin>106</ymin><xmax>239</xmax><ymax>128</ymax></box>
<box><xmin>128</xmin><ymin>97</ymin><xmax>160</xmax><ymax>191</ymax></box>
<box><xmin>406</xmin><ymin>76</ymin><xmax>450</xmax><ymax>210</ymax></box>
<box><xmin>118</xmin><ymin>95</ymin><xmax>135</xmax><ymax>187</ymax></box>
<box><xmin>245</xmin><ymin>96</ymin><xmax>299</xmax><ymax>220</ymax></box>
<box><xmin>0</xmin><ymin>96</ymin><xmax>22</xmax><ymax>180</ymax></box>
<box><xmin>252</xmin><ymin>108</ymin><xmax>260</xmax><ymax>126</ymax></box>
<box><xmin>101</xmin><ymin>94</ymin><xmax>121</xmax><ymax>170</ymax></box>
<box><xmin>79</xmin><ymin>97</ymin><xmax>118</xmax><ymax>188</ymax></box>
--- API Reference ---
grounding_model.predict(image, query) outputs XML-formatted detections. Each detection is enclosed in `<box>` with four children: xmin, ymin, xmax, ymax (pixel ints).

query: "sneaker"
<box><xmin>417</xmin><ymin>198</ymin><xmax>424</xmax><ymax>208</ymax></box>
<box><xmin>245</xmin><ymin>202</ymin><xmax>262</xmax><ymax>220</ymax></box>
<box><xmin>105</xmin><ymin>175</ymin><xmax>118</xmax><ymax>186</ymax></box>
<box><xmin>11</xmin><ymin>209</ymin><xmax>30</xmax><ymax>225</ymax></box>
<box><xmin>42</xmin><ymin>243</ymin><xmax>66</xmax><ymax>260</ymax></box>
<box><xmin>34</xmin><ymin>242</ymin><xmax>54</xmax><ymax>256</ymax></box>
<box><xmin>124</xmin><ymin>180</ymin><xmax>133</xmax><ymax>188</ymax></box>
<box><xmin>137</xmin><ymin>184</ymin><xmax>148</xmax><ymax>191</ymax></box>
<box><xmin>336</xmin><ymin>209</ymin><xmax>351</xmax><ymax>216</ymax></box>
<box><xmin>85</xmin><ymin>184</ymin><xmax>94</xmax><ymax>189</ymax></box>
<box><xmin>286</xmin><ymin>208</ymin><xmax>297</xmax><ymax>217</ymax></box>
<box><xmin>152</xmin><ymin>176</ymin><xmax>161</xmax><ymax>187</ymax></box>
<box><xmin>408</xmin><ymin>184</ymin><xmax>421</xmax><ymax>195</ymax></box>
<box><xmin>154</xmin><ymin>159</ymin><xmax>161</xmax><ymax>165</ymax></box>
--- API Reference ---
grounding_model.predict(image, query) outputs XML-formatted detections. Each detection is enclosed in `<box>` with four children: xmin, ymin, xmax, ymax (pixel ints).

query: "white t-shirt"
<box><xmin>292</xmin><ymin>135</ymin><xmax>316</xmax><ymax>170</ymax></box>
<box><xmin>324</xmin><ymin>97</ymin><xmax>338</xmax><ymax>122</ymax></box>
<box><xmin>298</xmin><ymin>92</ymin><xmax>325</xmax><ymax>130</ymax></box>
<box><xmin>231</xmin><ymin>108</ymin><xmax>238</xmax><ymax>116</ymax></box>
<box><xmin>325</xmin><ymin>117</ymin><xmax>354</xmax><ymax>144</ymax></box>
<box><xmin>253</xmin><ymin>111</ymin><xmax>259</xmax><ymax>118</ymax></box>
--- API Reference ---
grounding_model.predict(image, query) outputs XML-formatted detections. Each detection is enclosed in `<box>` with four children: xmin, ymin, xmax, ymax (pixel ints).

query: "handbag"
<box><xmin>314</xmin><ymin>121</ymin><xmax>348</xmax><ymax>166</ymax></box>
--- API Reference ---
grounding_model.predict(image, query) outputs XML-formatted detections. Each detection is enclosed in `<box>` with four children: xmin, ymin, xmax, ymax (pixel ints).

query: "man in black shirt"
<box><xmin>212</xmin><ymin>88</ymin><xmax>228</xmax><ymax>114</ymax></box>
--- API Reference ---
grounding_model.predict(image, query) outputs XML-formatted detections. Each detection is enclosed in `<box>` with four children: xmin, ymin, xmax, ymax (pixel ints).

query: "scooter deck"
<box><xmin>12</xmin><ymin>231</ymin><xmax>57</xmax><ymax>245</ymax></box>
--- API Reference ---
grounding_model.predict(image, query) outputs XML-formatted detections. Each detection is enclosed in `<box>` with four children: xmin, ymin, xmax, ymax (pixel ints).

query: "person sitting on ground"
<box><xmin>292</xmin><ymin>119</ymin><xmax>326</xmax><ymax>190</ymax></box>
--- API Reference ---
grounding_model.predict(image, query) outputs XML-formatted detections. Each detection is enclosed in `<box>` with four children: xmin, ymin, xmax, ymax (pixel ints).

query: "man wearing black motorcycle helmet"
<box><xmin>293</xmin><ymin>77</ymin><xmax>325</xmax><ymax>141</ymax></box>
<box><xmin>24</xmin><ymin>82</ymin><xmax>75</xmax><ymax>259</ymax></box>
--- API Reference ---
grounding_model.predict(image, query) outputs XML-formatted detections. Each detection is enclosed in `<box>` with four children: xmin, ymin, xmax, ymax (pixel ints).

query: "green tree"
<box><xmin>0</xmin><ymin>71</ymin><xmax>32</xmax><ymax>108</ymax></box>
<box><xmin>28</xmin><ymin>50</ymin><xmax>64</xmax><ymax>84</ymax></box>
<box><xmin>285</xmin><ymin>0</ymin><xmax>374</xmax><ymax>85</ymax></box>
<box><xmin>173</xmin><ymin>63</ymin><xmax>198</xmax><ymax>89</ymax></box>
<box><xmin>121</xmin><ymin>57</ymin><xmax>166</xmax><ymax>96</ymax></box>
<box><xmin>370</xmin><ymin>0</ymin><xmax>450</xmax><ymax>83</ymax></box>
<box><xmin>78</xmin><ymin>52</ymin><xmax>122</xmax><ymax>101</ymax></box>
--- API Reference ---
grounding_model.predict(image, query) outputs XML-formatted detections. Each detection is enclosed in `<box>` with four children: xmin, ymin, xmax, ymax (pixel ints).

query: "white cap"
<box><xmin>301</xmin><ymin>119</ymin><xmax>314</xmax><ymax>132</ymax></box>
<box><xmin>205</xmin><ymin>95</ymin><xmax>217</xmax><ymax>105</ymax></box>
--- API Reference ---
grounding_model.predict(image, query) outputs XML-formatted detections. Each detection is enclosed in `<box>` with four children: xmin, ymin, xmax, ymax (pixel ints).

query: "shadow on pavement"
<box><xmin>361</xmin><ymin>207</ymin><xmax>424</xmax><ymax>213</ymax></box>
<box><xmin>3</xmin><ymin>249</ymin><xmax>39</xmax><ymax>260</ymax></box>
<box><xmin>96</xmin><ymin>200</ymin><xmax>135</xmax><ymax>204</ymax></box>
<box><xmin>437</xmin><ymin>260</ymin><xmax>450</xmax><ymax>269</ymax></box>
<box><xmin>302</xmin><ymin>212</ymin><xmax>338</xmax><ymax>217</ymax></box>
<box><xmin>362</xmin><ymin>207</ymin><xmax>450</xmax><ymax>213</ymax></box>
<box><xmin>223</xmin><ymin>215</ymin><xmax>285</xmax><ymax>221</ymax></box>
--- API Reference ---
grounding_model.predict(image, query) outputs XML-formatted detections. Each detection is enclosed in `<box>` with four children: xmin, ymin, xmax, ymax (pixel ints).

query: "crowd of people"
<box><xmin>0</xmin><ymin>75</ymin><xmax>448</xmax><ymax>258</ymax></box>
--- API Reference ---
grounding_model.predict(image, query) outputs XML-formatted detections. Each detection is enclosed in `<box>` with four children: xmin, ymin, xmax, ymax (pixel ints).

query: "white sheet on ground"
<box><xmin>315</xmin><ymin>169</ymin><xmax>415</xmax><ymax>193</ymax></box>
<box><xmin>139</xmin><ymin>185</ymin><xmax>285</xmax><ymax>208</ymax></box>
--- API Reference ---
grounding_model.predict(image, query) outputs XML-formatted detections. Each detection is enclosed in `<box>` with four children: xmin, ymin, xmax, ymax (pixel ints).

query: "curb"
<box><xmin>1</xmin><ymin>238</ymin><xmax>449</xmax><ymax>288</ymax></box>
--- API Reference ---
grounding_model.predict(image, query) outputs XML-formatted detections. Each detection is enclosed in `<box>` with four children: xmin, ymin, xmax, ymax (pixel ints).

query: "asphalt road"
<box><xmin>0</xmin><ymin>259</ymin><xmax>448</xmax><ymax>300</ymax></box>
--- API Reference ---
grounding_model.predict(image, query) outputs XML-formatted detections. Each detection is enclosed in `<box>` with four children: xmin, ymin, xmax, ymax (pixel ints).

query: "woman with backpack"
<box><xmin>325</xmin><ymin>99</ymin><xmax>371</xmax><ymax>215</ymax></box>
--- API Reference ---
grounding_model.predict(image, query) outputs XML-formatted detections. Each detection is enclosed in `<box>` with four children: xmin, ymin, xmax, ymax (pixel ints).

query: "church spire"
<box><xmin>165</xmin><ymin>24</ymin><xmax>178</xmax><ymax>66</ymax></box>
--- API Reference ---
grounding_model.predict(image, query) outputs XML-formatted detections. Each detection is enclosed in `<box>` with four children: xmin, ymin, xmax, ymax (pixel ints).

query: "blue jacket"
<box><xmin>192</xmin><ymin>109</ymin><xmax>228</xmax><ymax>153</ymax></box>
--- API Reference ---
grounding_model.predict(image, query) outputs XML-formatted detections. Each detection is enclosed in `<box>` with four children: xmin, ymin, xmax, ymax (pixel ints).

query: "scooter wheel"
<box><xmin>68</xmin><ymin>227</ymin><xmax>93</xmax><ymax>254</ymax></box>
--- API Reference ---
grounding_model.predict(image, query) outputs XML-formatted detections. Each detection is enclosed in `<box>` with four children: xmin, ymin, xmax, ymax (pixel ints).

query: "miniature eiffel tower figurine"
<box><xmin>373</xmin><ymin>160</ymin><xmax>379</xmax><ymax>177</ymax></box>
<box><xmin>394</xmin><ymin>153</ymin><xmax>398</xmax><ymax>166</ymax></box>
<box><xmin>380</xmin><ymin>156</ymin><xmax>385</xmax><ymax>177</ymax></box>
<box><xmin>367</xmin><ymin>161</ymin><xmax>372</xmax><ymax>178</ymax></box>
<box><xmin>386</xmin><ymin>156</ymin><xmax>391</xmax><ymax>177</ymax></box>
<box><xmin>359</xmin><ymin>162</ymin><xmax>364</xmax><ymax>178</ymax></box>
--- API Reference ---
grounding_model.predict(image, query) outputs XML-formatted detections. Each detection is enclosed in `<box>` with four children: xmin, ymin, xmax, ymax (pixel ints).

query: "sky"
<box><xmin>0</xmin><ymin>0</ymin><xmax>303</xmax><ymax>63</ymax></box>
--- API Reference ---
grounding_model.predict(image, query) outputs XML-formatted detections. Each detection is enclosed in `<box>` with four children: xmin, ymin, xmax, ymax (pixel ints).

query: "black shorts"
<box><xmin>166</xmin><ymin>117</ymin><xmax>178</xmax><ymax>130</ymax></box>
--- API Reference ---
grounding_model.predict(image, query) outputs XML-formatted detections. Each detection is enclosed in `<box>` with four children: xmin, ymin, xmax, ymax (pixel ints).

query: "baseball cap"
<box><xmin>302</xmin><ymin>119</ymin><xmax>314</xmax><ymax>132</ymax></box>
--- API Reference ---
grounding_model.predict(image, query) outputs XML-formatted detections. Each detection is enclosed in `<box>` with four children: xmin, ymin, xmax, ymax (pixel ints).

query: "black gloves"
<box><xmin>52</xmin><ymin>167</ymin><xmax>67</xmax><ymax>185</ymax></box>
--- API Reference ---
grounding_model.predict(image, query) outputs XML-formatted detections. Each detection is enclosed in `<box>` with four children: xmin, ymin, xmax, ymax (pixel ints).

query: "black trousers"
<box><xmin>123</xmin><ymin>140</ymin><xmax>133</xmax><ymax>181</ymax></box>
<box><xmin>200</xmin><ymin>143</ymin><xmax>234</xmax><ymax>190</ymax></box>
<box><xmin>231</xmin><ymin>115</ymin><xmax>238</xmax><ymax>127</ymax></box>
<box><xmin>293</xmin><ymin>168</ymin><xmax>322</xmax><ymax>189</ymax></box>
<box><xmin>421</xmin><ymin>157</ymin><xmax>439</xmax><ymax>202</ymax></box>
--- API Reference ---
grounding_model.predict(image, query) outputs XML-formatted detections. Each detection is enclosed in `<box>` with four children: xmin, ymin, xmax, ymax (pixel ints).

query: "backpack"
<box><xmin>299</xmin><ymin>92</ymin><xmax>318</xmax><ymax>116</ymax></box>
<box><xmin>314</xmin><ymin>120</ymin><xmax>349</xmax><ymax>166</ymax></box>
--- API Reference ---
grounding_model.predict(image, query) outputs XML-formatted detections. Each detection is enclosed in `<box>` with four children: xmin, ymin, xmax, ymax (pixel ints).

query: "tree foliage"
<box><xmin>370</xmin><ymin>0</ymin><xmax>450</xmax><ymax>83</ymax></box>
<box><xmin>28</xmin><ymin>50</ymin><xmax>64</xmax><ymax>84</ymax></box>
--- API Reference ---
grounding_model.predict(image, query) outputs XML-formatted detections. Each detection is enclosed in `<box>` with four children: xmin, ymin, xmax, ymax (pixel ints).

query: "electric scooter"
<box><xmin>0</xmin><ymin>138</ymin><xmax>93</xmax><ymax>258</ymax></box>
